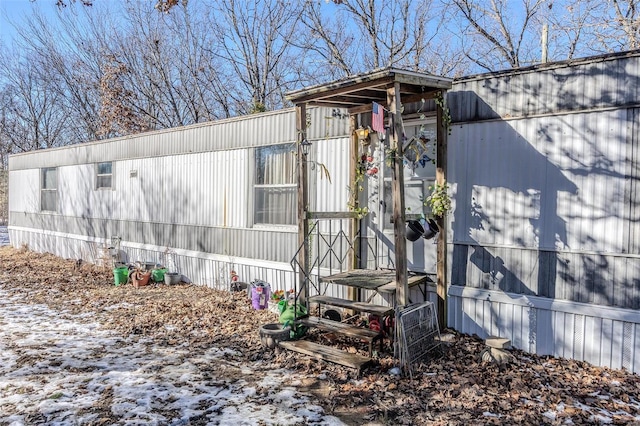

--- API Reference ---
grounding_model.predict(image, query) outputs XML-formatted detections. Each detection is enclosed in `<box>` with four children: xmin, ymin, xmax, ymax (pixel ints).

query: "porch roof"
<box><xmin>285</xmin><ymin>68</ymin><xmax>453</xmax><ymax>111</ymax></box>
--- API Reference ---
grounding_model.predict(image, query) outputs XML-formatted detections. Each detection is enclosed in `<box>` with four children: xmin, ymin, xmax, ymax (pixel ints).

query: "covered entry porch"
<box><xmin>284</xmin><ymin>68</ymin><xmax>453</xmax><ymax>370</ymax></box>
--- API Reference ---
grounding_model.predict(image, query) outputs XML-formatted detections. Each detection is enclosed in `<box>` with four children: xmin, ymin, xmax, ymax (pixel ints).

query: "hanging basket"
<box><xmin>406</xmin><ymin>220</ymin><xmax>425</xmax><ymax>241</ymax></box>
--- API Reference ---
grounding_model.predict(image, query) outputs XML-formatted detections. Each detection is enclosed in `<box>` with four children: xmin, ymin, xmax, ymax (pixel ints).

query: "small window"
<box><xmin>96</xmin><ymin>162</ymin><xmax>113</xmax><ymax>189</ymax></box>
<box><xmin>254</xmin><ymin>144</ymin><xmax>297</xmax><ymax>225</ymax></box>
<box><xmin>41</xmin><ymin>167</ymin><xmax>57</xmax><ymax>212</ymax></box>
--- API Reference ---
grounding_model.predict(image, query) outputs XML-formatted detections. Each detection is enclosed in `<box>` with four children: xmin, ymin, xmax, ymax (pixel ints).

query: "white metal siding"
<box><xmin>8</xmin><ymin>169</ymin><xmax>39</xmax><ymax>214</ymax></box>
<box><xmin>450</xmin><ymin>109</ymin><xmax>628</xmax><ymax>253</ymax></box>
<box><xmin>448</xmin><ymin>285</ymin><xmax>640</xmax><ymax>373</ymax></box>
<box><xmin>451</xmin><ymin>52</ymin><xmax>640</xmax><ymax>122</ymax></box>
<box><xmin>8</xmin><ymin>53</ymin><xmax>640</xmax><ymax>375</ymax></box>
<box><xmin>8</xmin><ymin>107</ymin><xmax>348</xmax><ymax>172</ymax></box>
<box><xmin>312</xmin><ymin>136</ymin><xmax>350</xmax><ymax>213</ymax></box>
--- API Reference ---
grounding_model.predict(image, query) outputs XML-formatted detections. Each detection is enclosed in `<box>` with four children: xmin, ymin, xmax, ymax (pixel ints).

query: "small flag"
<box><xmin>372</xmin><ymin>102</ymin><xmax>385</xmax><ymax>133</ymax></box>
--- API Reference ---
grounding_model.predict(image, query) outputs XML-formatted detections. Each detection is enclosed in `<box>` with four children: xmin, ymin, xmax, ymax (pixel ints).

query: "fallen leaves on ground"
<box><xmin>1</xmin><ymin>246</ymin><xmax>639</xmax><ymax>425</ymax></box>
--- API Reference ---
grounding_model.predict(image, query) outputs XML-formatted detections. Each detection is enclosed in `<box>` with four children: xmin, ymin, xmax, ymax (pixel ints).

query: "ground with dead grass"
<box><xmin>0</xmin><ymin>246</ymin><xmax>638</xmax><ymax>425</ymax></box>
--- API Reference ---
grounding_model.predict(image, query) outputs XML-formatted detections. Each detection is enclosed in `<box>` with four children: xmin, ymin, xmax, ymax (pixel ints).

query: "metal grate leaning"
<box><xmin>396</xmin><ymin>301</ymin><xmax>442</xmax><ymax>378</ymax></box>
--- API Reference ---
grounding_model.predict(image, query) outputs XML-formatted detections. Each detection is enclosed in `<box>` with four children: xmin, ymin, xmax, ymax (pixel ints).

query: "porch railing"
<box><xmin>289</xmin><ymin>212</ymin><xmax>376</xmax><ymax>311</ymax></box>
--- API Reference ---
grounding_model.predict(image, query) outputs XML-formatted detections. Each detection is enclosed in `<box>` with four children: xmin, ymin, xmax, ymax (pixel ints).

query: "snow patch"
<box><xmin>0</xmin><ymin>289</ymin><xmax>345</xmax><ymax>425</ymax></box>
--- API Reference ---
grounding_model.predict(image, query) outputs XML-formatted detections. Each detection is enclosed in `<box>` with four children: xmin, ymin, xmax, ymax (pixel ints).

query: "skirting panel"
<box><xmin>8</xmin><ymin>227</ymin><xmax>297</xmax><ymax>293</ymax></box>
<box><xmin>448</xmin><ymin>285</ymin><xmax>640</xmax><ymax>373</ymax></box>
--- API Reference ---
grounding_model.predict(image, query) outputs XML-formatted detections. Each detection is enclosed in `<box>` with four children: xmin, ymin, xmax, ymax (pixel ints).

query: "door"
<box><xmin>372</xmin><ymin>119</ymin><xmax>439</xmax><ymax>273</ymax></box>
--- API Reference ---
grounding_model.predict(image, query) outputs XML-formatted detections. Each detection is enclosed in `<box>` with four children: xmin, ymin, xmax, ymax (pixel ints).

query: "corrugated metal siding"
<box><xmin>445</xmin><ymin>53</ymin><xmax>640</xmax><ymax>373</ymax></box>
<box><xmin>450</xmin><ymin>243</ymin><xmax>640</xmax><ymax>309</ymax></box>
<box><xmin>374</xmin><ymin>239</ymin><xmax>438</xmax><ymax>274</ymax></box>
<box><xmin>448</xmin><ymin>286</ymin><xmax>640</xmax><ymax>373</ymax></box>
<box><xmin>110</xmin><ymin>150</ymin><xmax>251</xmax><ymax>227</ymax></box>
<box><xmin>7</xmin><ymin>227</ymin><xmax>297</xmax><ymax>291</ymax></box>
<box><xmin>312</xmin><ymin>136</ymin><xmax>350</xmax><ymax>213</ymax></box>
<box><xmin>448</xmin><ymin>107</ymin><xmax>638</xmax><ymax>306</ymax></box>
<box><xmin>8</xmin><ymin>107</ymin><xmax>349</xmax><ymax>171</ymax></box>
<box><xmin>7</xmin><ymin>107</ymin><xmax>351</xmax><ymax>277</ymax></box>
<box><xmin>628</xmin><ymin>108</ymin><xmax>640</xmax><ymax>254</ymax></box>
<box><xmin>8</xmin><ymin>169</ymin><xmax>39</xmax><ymax>213</ymax></box>
<box><xmin>8</xmin><ymin>52</ymin><xmax>640</xmax><ymax>373</ymax></box>
<box><xmin>307</xmin><ymin>107</ymin><xmax>351</xmax><ymax>141</ymax></box>
<box><xmin>11</xmin><ymin>212</ymin><xmax>297</xmax><ymax>263</ymax></box>
<box><xmin>450</xmin><ymin>53</ymin><xmax>640</xmax><ymax>122</ymax></box>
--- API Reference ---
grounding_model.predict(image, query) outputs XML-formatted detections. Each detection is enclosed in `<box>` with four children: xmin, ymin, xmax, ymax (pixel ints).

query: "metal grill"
<box><xmin>396</xmin><ymin>301</ymin><xmax>441</xmax><ymax>378</ymax></box>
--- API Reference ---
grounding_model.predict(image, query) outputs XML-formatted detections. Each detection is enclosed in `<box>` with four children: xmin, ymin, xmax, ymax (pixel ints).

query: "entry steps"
<box><xmin>278</xmin><ymin>295</ymin><xmax>394</xmax><ymax>370</ymax></box>
<box><xmin>297</xmin><ymin>316</ymin><xmax>383</xmax><ymax>356</ymax></box>
<box><xmin>307</xmin><ymin>295</ymin><xmax>394</xmax><ymax>317</ymax></box>
<box><xmin>279</xmin><ymin>340</ymin><xmax>373</xmax><ymax>371</ymax></box>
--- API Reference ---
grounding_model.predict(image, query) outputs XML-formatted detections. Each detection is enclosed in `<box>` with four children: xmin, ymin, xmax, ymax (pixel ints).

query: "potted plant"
<box><xmin>130</xmin><ymin>268</ymin><xmax>151</xmax><ymax>288</ymax></box>
<box><xmin>425</xmin><ymin>180</ymin><xmax>451</xmax><ymax>219</ymax></box>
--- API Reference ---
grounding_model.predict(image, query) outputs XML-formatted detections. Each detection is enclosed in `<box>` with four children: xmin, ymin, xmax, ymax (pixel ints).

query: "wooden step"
<box><xmin>308</xmin><ymin>295</ymin><xmax>394</xmax><ymax>316</ymax></box>
<box><xmin>298</xmin><ymin>316</ymin><xmax>382</xmax><ymax>356</ymax></box>
<box><xmin>299</xmin><ymin>317</ymin><xmax>380</xmax><ymax>339</ymax></box>
<box><xmin>278</xmin><ymin>340</ymin><xmax>373</xmax><ymax>371</ymax></box>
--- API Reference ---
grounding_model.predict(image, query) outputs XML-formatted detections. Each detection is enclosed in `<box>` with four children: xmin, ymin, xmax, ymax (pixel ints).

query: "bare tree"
<box><xmin>8</xmin><ymin>1</ymin><xmax>236</xmax><ymax>137</ymax></box>
<box><xmin>541</xmin><ymin>1</ymin><xmax>599</xmax><ymax>60</ymax></box>
<box><xmin>539</xmin><ymin>0</ymin><xmax>640</xmax><ymax>60</ymax></box>
<box><xmin>609</xmin><ymin>0</ymin><xmax>640</xmax><ymax>49</ymax></box>
<box><xmin>447</xmin><ymin>0</ymin><xmax>549</xmax><ymax>71</ymax></box>
<box><xmin>206</xmin><ymin>0</ymin><xmax>304</xmax><ymax>114</ymax></box>
<box><xmin>572</xmin><ymin>0</ymin><xmax>640</xmax><ymax>51</ymax></box>
<box><xmin>298</xmin><ymin>1</ymin><xmax>356</xmax><ymax>80</ymax></box>
<box><xmin>0</xmin><ymin>48</ymin><xmax>70</xmax><ymax>152</ymax></box>
<box><xmin>299</xmin><ymin>0</ymin><xmax>465</xmax><ymax>79</ymax></box>
<box><xmin>15</xmin><ymin>7</ymin><xmax>107</xmax><ymax>141</ymax></box>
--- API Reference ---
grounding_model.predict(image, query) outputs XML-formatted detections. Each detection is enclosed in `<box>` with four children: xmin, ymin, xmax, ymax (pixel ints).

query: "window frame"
<box><xmin>40</xmin><ymin>167</ymin><xmax>58</xmax><ymax>213</ymax></box>
<box><xmin>95</xmin><ymin>161</ymin><xmax>113</xmax><ymax>190</ymax></box>
<box><xmin>253</xmin><ymin>143</ymin><xmax>298</xmax><ymax>227</ymax></box>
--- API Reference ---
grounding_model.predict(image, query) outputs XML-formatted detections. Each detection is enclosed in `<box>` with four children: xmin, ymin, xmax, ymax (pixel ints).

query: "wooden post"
<box><xmin>296</xmin><ymin>103</ymin><xmax>309</xmax><ymax>309</ymax></box>
<box><xmin>435</xmin><ymin>92</ymin><xmax>448</xmax><ymax>329</ymax></box>
<box><xmin>347</xmin><ymin>114</ymin><xmax>360</xmax><ymax>306</ymax></box>
<box><xmin>387</xmin><ymin>83</ymin><xmax>409</xmax><ymax>307</ymax></box>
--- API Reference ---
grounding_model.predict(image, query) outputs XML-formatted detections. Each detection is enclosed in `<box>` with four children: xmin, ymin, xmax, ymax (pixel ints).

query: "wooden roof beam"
<box><xmin>287</xmin><ymin>78</ymin><xmax>393</xmax><ymax>104</ymax></box>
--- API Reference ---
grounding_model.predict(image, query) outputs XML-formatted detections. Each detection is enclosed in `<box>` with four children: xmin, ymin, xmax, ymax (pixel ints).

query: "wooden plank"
<box><xmin>296</xmin><ymin>103</ymin><xmax>309</xmax><ymax>307</ymax></box>
<box><xmin>320</xmin><ymin>269</ymin><xmax>396</xmax><ymax>290</ymax></box>
<box><xmin>377</xmin><ymin>274</ymin><xmax>432</xmax><ymax>293</ymax></box>
<box><xmin>347</xmin><ymin>113</ymin><xmax>360</xmax><ymax>316</ymax></box>
<box><xmin>278</xmin><ymin>340</ymin><xmax>372</xmax><ymax>370</ymax></box>
<box><xmin>436</xmin><ymin>92</ymin><xmax>448</xmax><ymax>329</ymax></box>
<box><xmin>306</xmin><ymin>211</ymin><xmax>359</xmax><ymax>220</ymax></box>
<box><xmin>387</xmin><ymin>83</ymin><xmax>409</xmax><ymax>306</ymax></box>
<box><xmin>309</xmin><ymin>295</ymin><xmax>393</xmax><ymax>316</ymax></box>
<box><xmin>319</xmin><ymin>269</ymin><xmax>430</xmax><ymax>291</ymax></box>
<box><xmin>298</xmin><ymin>317</ymin><xmax>381</xmax><ymax>340</ymax></box>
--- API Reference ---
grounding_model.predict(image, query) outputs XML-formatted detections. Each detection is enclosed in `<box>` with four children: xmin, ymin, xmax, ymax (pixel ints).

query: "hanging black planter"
<box><xmin>406</xmin><ymin>218</ymin><xmax>439</xmax><ymax>241</ymax></box>
<box><xmin>405</xmin><ymin>220</ymin><xmax>425</xmax><ymax>241</ymax></box>
<box><xmin>423</xmin><ymin>218</ymin><xmax>439</xmax><ymax>240</ymax></box>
